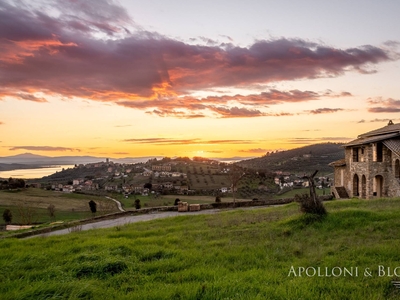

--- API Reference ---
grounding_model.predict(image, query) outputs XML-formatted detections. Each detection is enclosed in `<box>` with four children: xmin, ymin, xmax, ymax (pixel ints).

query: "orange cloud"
<box><xmin>122</xmin><ymin>138</ymin><xmax>256</xmax><ymax>145</ymax></box>
<box><xmin>239</xmin><ymin>148</ymin><xmax>269</xmax><ymax>153</ymax></box>
<box><xmin>9</xmin><ymin>146</ymin><xmax>81</xmax><ymax>152</ymax></box>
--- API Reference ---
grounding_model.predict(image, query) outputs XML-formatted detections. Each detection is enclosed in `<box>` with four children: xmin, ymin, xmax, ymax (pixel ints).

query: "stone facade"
<box><xmin>330</xmin><ymin>121</ymin><xmax>400</xmax><ymax>199</ymax></box>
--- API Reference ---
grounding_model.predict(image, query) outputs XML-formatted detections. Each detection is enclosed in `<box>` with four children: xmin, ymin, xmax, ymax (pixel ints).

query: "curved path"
<box><xmin>27</xmin><ymin>209</ymin><xmax>221</xmax><ymax>238</ymax></box>
<box><xmin>105</xmin><ymin>196</ymin><xmax>125</xmax><ymax>212</ymax></box>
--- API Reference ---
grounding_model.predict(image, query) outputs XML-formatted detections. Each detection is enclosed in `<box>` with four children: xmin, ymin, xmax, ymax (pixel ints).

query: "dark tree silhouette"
<box><xmin>134</xmin><ymin>199</ymin><xmax>141</xmax><ymax>209</ymax></box>
<box><xmin>144</xmin><ymin>183</ymin><xmax>152</xmax><ymax>190</ymax></box>
<box><xmin>88</xmin><ymin>200</ymin><xmax>97</xmax><ymax>215</ymax></box>
<box><xmin>2</xmin><ymin>209</ymin><xmax>12</xmax><ymax>224</ymax></box>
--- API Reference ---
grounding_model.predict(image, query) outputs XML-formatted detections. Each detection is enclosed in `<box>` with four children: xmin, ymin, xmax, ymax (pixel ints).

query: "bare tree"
<box><xmin>47</xmin><ymin>204</ymin><xmax>56</xmax><ymax>221</ymax></box>
<box><xmin>296</xmin><ymin>170</ymin><xmax>327</xmax><ymax>216</ymax></box>
<box><xmin>228</xmin><ymin>165</ymin><xmax>246</xmax><ymax>203</ymax></box>
<box><xmin>16</xmin><ymin>203</ymin><xmax>38</xmax><ymax>225</ymax></box>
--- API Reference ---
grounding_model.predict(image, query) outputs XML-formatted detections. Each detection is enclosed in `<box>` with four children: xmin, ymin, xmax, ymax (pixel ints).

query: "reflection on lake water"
<box><xmin>0</xmin><ymin>165</ymin><xmax>75</xmax><ymax>179</ymax></box>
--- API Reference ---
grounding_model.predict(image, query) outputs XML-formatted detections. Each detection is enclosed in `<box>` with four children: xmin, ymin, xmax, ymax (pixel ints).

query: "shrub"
<box><xmin>174</xmin><ymin>198</ymin><xmax>181</xmax><ymax>205</ymax></box>
<box><xmin>134</xmin><ymin>199</ymin><xmax>141</xmax><ymax>209</ymax></box>
<box><xmin>88</xmin><ymin>200</ymin><xmax>97</xmax><ymax>215</ymax></box>
<box><xmin>2</xmin><ymin>209</ymin><xmax>12</xmax><ymax>224</ymax></box>
<box><xmin>295</xmin><ymin>193</ymin><xmax>327</xmax><ymax>216</ymax></box>
<box><xmin>215</xmin><ymin>196</ymin><xmax>221</xmax><ymax>203</ymax></box>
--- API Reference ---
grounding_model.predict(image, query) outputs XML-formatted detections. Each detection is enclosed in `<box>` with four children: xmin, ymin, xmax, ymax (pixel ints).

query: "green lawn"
<box><xmin>273</xmin><ymin>187</ymin><xmax>327</xmax><ymax>199</ymax></box>
<box><xmin>1</xmin><ymin>198</ymin><xmax>400</xmax><ymax>299</ymax></box>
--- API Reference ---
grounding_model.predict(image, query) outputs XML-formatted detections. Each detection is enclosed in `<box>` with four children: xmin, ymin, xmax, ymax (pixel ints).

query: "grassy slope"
<box><xmin>0</xmin><ymin>189</ymin><xmax>119</xmax><ymax>225</ymax></box>
<box><xmin>113</xmin><ymin>193</ymin><xmax>250</xmax><ymax>210</ymax></box>
<box><xmin>237</xmin><ymin>142</ymin><xmax>344</xmax><ymax>174</ymax></box>
<box><xmin>1</xmin><ymin>199</ymin><xmax>400</xmax><ymax>299</ymax></box>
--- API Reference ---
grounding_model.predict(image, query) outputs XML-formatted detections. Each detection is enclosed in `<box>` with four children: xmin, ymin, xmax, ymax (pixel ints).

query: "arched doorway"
<box><xmin>361</xmin><ymin>175</ymin><xmax>366</xmax><ymax>199</ymax></box>
<box><xmin>353</xmin><ymin>174</ymin><xmax>359</xmax><ymax>197</ymax></box>
<box><xmin>374</xmin><ymin>175</ymin><xmax>383</xmax><ymax>198</ymax></box>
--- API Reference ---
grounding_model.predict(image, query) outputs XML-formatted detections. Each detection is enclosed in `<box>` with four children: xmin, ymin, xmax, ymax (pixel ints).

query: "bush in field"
<box><xmin>2</xmin><ymin>209</ymin><xmax>12</xmax><ymax>224</ymax></box>
<box><xmin>134</xmin><ymin>199</ymin><xmax>141</xmax><ymax>209</ymax></box>
<box><xmin>174</xmin><ymin>198</ymin><xmax>181</xmax><ymax>205</ymax></box>
<box><xmin>295</xmin><ymin>170</ymin><xmax>327</xmax><ymax>218</ymax></box>
<box><xmin>88</xmin><ymin>200</ymin><xmax>97</xmax><ymax>215</ymax></box>
<box><xmin>295</xmin><ymin>193</ymin><xmax>326</xmax><ymax>216</ymax></box>
<box><xmin>215</xmin><ymin>196</ymin><xmax>221</xmax><ymax>203</ymax></box>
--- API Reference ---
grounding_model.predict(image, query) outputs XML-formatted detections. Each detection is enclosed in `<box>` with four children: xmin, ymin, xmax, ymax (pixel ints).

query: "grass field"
<box><xmin>113</xmin><ymin>193</ymin><xmax>249</xmax><ymax>211</ymax></box>
<box><xmin>0</xmin><ymin>188</ymin><xmax>120</xmax><ymax>226</ymax></box>
<box><xmin>273</xmin><ymin>187</ymin><xmax>326</xmax><ymax>199</ymax></box>
<box><xmin>1</xmin><ymin>198</ymin><xmax>400</xmax><ymax>299</ymax></box>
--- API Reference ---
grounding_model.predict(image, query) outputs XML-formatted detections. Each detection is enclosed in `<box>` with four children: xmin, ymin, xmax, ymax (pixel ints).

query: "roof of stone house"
<box><xmin>383</xmin><ymin>139</ymin><xmax>400</xmax><ymax>156</ymax></box>
<box><xmin>329</xmin><ymin>158</ymin><xmax>346</xmax><ymax>167</ymax></box>
<box><xmin>345</xmin><ymin>121</ymin><xmax>400</xmax><ymax>147</ymax></box>
<box><xmin>358</xmin><ymin>121</ymin><xmax>400</xmax><ymax>138</ymax></box>
<box><xmin>345</xmin><ymin>132</ymin><xmax>400</xmax><ymax>147</ymax></box>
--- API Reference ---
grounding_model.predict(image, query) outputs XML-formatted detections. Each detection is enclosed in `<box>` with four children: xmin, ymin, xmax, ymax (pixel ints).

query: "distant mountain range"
<box><xmin>0</xmin><ymin>143</ymin><xmax>345</xmax><ymax>174</ymax></box>
<box><xmin>0</xmin><ymin>153</ymin><xmax>162</xmax><ymax>166</ymax></box>
<box><xmin>0</xmin><ymin>153</ymin><xmax>254</xmax><ymax>166</ymax></box>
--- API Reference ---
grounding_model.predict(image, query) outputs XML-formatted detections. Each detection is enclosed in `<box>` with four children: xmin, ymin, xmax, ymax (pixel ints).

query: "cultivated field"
<box><xmin>1</xmin><ymin>198</ymin><xmax>400</xmax><ymax>299</ymax></box>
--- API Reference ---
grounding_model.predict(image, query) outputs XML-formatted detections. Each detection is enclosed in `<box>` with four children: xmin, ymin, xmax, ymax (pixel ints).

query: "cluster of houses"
<box><xmin>51</xmin><ymin>179</ymin><xmax>99</xmax><ymax>193</ymax></box>
<box><xmin>273</xmin><ymin>172</ymin><xmax>331</xmax><ymax>190</ymax></box>
<box><xmin>104</xmin><ymin>181</ymin><xmax>190</xmax><ymax>196</ymax></box>
<box><xmin>33</xmin><ymin>121</ymin><xmax>400</xmax><ymax>202</ymax></box>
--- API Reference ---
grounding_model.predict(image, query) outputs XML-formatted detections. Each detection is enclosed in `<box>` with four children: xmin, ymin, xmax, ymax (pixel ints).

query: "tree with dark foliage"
<box><xmin>144</xmin><ymin>182</ymin><xmax>152</xmax><ymax>190</ymax></box>
<box><xmin>88</xmin><ymin>200</ymin><xmax>97</xmax><ymax>215</ymax></box>
<box><xmin>2</xmin><ymin>209</ymin><xmax>12</xmax><ymax>224</ymax></box>
<box><xmin>134</xmin><ymin>199</ymin><xmax>141</xmax><ymax>209</ymax></box>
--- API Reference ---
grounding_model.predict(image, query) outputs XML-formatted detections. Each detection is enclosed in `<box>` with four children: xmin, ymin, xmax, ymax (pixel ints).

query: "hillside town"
<box><xmin>20</xmin><ymin>155</ymin><xmax>332</xmax><ymax>199</ymax></box>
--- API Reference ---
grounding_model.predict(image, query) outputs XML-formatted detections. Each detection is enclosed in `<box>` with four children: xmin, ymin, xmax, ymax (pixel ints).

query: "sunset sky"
<box><xmin>0</xmin><ymin>0</ymin><xmax>399</xmax><ymax>160</ymax></box>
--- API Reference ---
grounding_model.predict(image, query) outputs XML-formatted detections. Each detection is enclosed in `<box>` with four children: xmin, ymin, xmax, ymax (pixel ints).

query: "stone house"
<box><xmin>330</xmin><ymin>121</ymin><xmax>400</xmax><ymax>199</ymax></box>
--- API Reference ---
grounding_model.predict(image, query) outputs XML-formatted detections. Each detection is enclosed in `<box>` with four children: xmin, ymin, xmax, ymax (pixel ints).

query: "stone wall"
<box><xmin>340</xmin><ymin>143</ymin><xmax>400</xmax><ymax>199</ymax></box>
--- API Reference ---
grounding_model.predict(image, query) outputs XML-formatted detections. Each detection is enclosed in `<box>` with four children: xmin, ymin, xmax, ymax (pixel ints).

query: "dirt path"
<box><xmin>105</xmin><ymin>196</ymin><xmax>125</xmax><ymax>212</ymax></box>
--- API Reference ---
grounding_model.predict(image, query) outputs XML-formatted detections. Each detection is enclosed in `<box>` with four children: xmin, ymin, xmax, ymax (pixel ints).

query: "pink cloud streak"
<box><xmin>0</xmin><ymin>1</ymin><xmax>395</xmax><ymax>118</ymax></box>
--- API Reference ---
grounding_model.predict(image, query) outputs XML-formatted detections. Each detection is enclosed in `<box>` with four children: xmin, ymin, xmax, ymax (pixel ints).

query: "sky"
<box><xmin>0</xmin><ymin>0</ymin><xmax>399</xmax><ymax>160</ymax></box>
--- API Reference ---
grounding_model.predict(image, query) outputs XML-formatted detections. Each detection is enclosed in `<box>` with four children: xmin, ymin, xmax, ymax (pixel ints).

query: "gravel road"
<box><xmin>27</xmin><ymin>209</ymin><xmax>221</xmax><ymax>238</ymax></box>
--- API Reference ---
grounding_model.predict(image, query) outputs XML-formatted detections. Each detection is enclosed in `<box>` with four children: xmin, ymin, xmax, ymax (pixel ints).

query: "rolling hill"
<box><xmin>237</xmin><ymin>143</ymin><xmax>344</xmax><ymax>174</ymax></box>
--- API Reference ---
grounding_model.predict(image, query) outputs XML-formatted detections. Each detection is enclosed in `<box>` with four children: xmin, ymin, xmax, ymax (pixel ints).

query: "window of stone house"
<box><xmin>352</xmin><ymin>147</ymin><xmax>359</xmax><ymax>162</ymax></box>
<box><xmin>376</xmin><ymin>142</ymin><xmax>383</xmax><ymax>162</ymax></box>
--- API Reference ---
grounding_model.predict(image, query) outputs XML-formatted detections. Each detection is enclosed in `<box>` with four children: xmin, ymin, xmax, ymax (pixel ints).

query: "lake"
<box><xmin>0</xmin><ymin>165</ymin><xmax>76</xmax><ymax>179</ymax></box>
